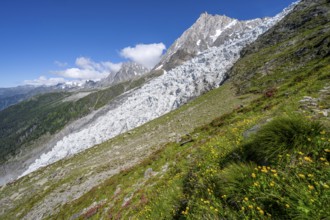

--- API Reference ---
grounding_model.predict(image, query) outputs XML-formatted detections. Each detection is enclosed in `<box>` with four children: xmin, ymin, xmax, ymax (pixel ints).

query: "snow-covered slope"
<box><xmin>20</xmin><ymin>2</ymin><xmax>298</xmax><ymax>178</ymax></box>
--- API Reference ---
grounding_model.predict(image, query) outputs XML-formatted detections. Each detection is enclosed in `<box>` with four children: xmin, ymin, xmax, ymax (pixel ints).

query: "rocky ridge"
<box><xmin>98</xmin><ymin>62</ymin><xmax>149</xmax><ymax>87</ymax></box>
<box><xmin>156</xmin><ymin>13</ymin><xmax>270</xmax><ymax>71</ymax></box>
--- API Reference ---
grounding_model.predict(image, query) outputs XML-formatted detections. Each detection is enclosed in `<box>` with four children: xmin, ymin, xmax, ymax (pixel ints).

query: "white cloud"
<box><xmin>54</xmin><ymin>60</ymin><xmax>68</xmax><ymax>68</ymax></box>
<box><xmin>24</xmin><ymin>76</ymin><xmax>67</xmax><ymax>86</ymax></box>
<box><xmin>120</xmin><ymin>43</ymin><xmax>166</xmax><ymax>69</ymax></box>
<box><xmin>24</xmin><ymin>42</ymin><xmax>165</xmax><ymax>87</ymax></box>
<box><xmin>53</xmin><ymin>57</ymin><xmax>122</xmax><ymax>80</ymax></box>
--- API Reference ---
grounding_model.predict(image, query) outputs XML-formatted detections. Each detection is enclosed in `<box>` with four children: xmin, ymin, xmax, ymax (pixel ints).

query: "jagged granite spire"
<box><xmin>156</xmin><ymin>13</ymin><xmax>270</xmax><ymax>71</ymax></box>
<box><xmin>99</xmin><ymin>62</ymin><xmax>149</xmax><ymax>87</ymax></box>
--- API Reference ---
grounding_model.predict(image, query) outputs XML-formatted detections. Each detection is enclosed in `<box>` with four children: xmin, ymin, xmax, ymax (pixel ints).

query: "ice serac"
<box><xmin>20</xmin><ymin>2</ymin><xmax>298</xmax><ymax>178</ymax></box>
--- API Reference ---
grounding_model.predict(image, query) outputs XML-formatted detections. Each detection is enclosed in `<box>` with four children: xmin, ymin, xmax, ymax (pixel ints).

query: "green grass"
<box><xmin>241</xmin><ymin>117</ymin><xmax>325</xmax><ymax>165</ymax></box>
<box><xmin>211</xmin><ymin>118</ymin><xmax>329</xmax><ymax>219</ymax></box>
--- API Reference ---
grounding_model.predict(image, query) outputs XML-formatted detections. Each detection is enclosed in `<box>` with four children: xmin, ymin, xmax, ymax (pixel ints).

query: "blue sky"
<box><xmin>0</xmin><ymin>0</ymin><xmax>296</xmax><ymax>87</ymax></box>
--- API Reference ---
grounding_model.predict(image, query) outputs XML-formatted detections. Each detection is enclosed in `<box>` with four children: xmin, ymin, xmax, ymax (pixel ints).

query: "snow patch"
<box><xmin>155</xmin><ymin>64</ymin><xmax>163</xmax><ymax>70</ymax></box>
<box><xmin>210</xmin><ymin>20</ymin><xmax>238</xmax><ymax>42</ymax></box>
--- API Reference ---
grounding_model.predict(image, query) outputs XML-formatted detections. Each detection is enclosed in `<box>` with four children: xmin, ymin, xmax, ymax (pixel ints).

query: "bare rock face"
<box><xmin>156</xmin><ymin>13</ymin><xmax>271</xmax><ymax>71</ymax></box>
<box><xmin>99</xmin><ymin>62</ymin><xmax>149</xmax><ymax>87</ymax></box>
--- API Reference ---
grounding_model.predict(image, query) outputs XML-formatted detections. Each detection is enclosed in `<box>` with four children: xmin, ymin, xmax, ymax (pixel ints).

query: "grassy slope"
<box><xmin>49</xmin><ymin>64</ymin><xmax>329</xmax><ymax>220</ymax></box>
<box><xmin>0</xmin><ymin>82</ymin><xmax>256</xmax><ymax>219</ymax></box>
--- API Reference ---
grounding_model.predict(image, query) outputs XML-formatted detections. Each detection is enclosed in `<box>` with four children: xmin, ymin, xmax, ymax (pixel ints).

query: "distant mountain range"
<box><xmin>0</xmin><ymin>62</ymin><xmax>151</xmax><ymax>111</ymax></box>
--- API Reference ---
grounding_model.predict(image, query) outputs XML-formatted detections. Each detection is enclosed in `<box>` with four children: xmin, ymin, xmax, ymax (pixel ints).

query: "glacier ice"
<box><xmin>19</xmin><ymin>2</ymin><xmax>298</xmax><ymax>178</ymax></box>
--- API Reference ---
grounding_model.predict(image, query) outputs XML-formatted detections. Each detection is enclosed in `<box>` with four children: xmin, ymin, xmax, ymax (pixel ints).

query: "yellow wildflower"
<box><xmin>261</xmin><ymin>166</ymin><xmax>268</xmax><ymax>173</ymax></box>
<box><xmin>251</xmin><ymin>173</ymin><xmax>256</xmax><ymax>178</ymax></box>
<box><xmin>273</xmin><ymin>173</ymin><xmax>278</xmax><ymax>177</ymax></box>
<box><xmin>307</xmin><ymin>174</ymin><xmax>314</xmax><ymax>178</ymax></box>
<box><xmin>285</xmin><ymin>204</ymin><xmax>290</xmax><ymax>208</ymax></box>
<box><xmin>320</xmin><ymin>130</ymin><xmax>326</xmax><ymax>135</ymax></box>
<box><xmin>308</xmin><ymin>185</ymin><xmax>314</xmax><ymax>190</ymax></box>
<box><xmin>298</xmin><ymin>151</ymin><xmax>304</xmax><ymax>155</ymax></box>
<box><xmin>304</xmin><ymin>156</ymin><xmax>313</xmax><ymax>163</ymax></box>
<box><xmin>244</xmin><ymin>197</ymin><xmax>249</xmax><ymax>201</ymax></box>
<box><xmin>298</xmin><ymin>174</ymin><xmax>305</xmax><ymax>178</ymax></box>
<box><xmin>320</xmin><ymin>157</ymin><xmax>326</xmax><ymax>161</ymax></box>
<box><xmin>270</xmin><ymin>181</ymin><xmax>275</xmax><ymax>187</ymax></box>
<box><xmin>271</xmin><ymin>169</ymin><xmax>277</xmax><ymax>173</ymax></box>
<box><xmin>325</xmin><ymin>149</ymin><xmax>330</xmax><ymax>153</ymax></box>
<box><xmin>323</xmin><ymin>184</ymin><xmax>329</xmax><ymax>189</ymax></box>
<box><xmin>248</xmin><ymin>205</ymin><xmax>253</xmax><ymax>209</ymax></box>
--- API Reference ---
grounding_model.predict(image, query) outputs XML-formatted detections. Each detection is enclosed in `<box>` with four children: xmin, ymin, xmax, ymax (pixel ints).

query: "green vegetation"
<box><xmin>0</xmin><ymin>80</ymin><xmax>256</xmax><ymax>220</ymax></box>
<box><xmin>0</xmin><ymin>75</ymin><xmax>152</xmax><ymax>164</ymax></box>
<box><xmin>211</xmin><ymin>118</ymin><xmax>329</xmax><ymax>219</ymax></box>
<box><xmin>49</xmin><ymin>80</ymin><xmax>329</xmax><ymax>219</ymax></box>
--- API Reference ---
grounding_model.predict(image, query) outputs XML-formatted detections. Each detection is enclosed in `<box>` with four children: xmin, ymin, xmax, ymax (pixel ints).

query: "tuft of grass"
<box><xmin>242</xmin><ymin>117</ymin><xmax>325</xmax><ymax>165</ymax></box>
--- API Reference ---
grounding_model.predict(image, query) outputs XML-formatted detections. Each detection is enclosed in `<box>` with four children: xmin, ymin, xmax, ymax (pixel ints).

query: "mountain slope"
<box><xmin>0</xmin><ymin>82</ymin><xmax>259</xmax><ymax>219</ymax></box>
<box><xmin>0</xmin><ymin>74</ymin><xmax>156</xmax><ymax>185</ymax></box>
<box><xmin>0</xmin><ymin>84</ymin><xmax>80</xmax><ymax>112</ymax></box>
<box><xmin>230</xmin><ymin>0</ymin><xmax>330</xmax><ymax>94</ymax></box>
<box><xmin>18</xmin><ymin>4</ymin><xmax>295</xmax><ymax>179</ymax></box>
<box><xmin>43</xmin><ymin>0</ymin><xmax>329</xmax><ymax>219</ymax></box>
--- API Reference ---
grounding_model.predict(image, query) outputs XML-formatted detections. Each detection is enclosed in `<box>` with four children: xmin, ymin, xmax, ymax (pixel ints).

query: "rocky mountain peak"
<box><xmin>99</xmin><ymin>62</ymin><xmax>149</xmax><ymax>87</ymax></box>
<box><xmin>156</xmin><ymin>12</ymin><xmax>270</xmax><ymax>71</ymax></box>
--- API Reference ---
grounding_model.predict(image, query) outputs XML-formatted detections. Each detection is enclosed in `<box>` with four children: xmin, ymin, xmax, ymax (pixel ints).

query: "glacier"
<box><xmin>20</xmin><ymin>2</ymin><xmax>298</xmax><ymax>178</ymax></box>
